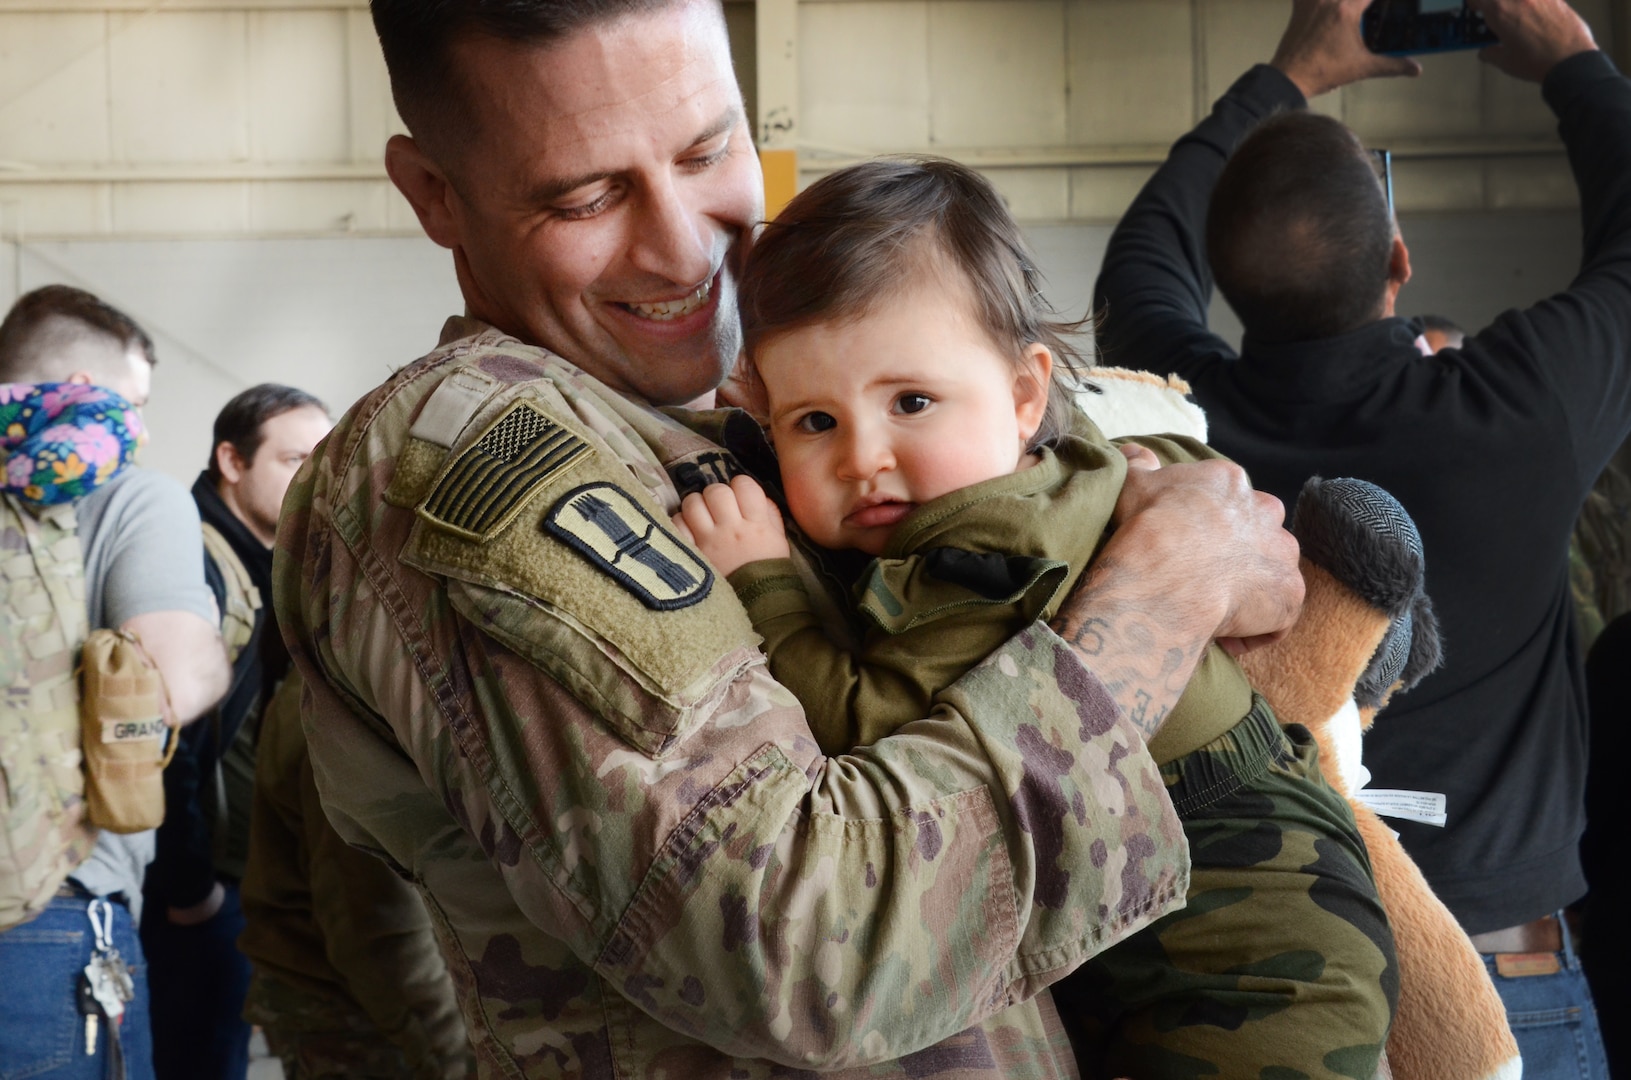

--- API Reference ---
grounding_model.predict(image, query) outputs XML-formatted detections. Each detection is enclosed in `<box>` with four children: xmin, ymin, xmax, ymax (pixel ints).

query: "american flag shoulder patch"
<box><xmin>545</xmin><ymin>482</ymin><xmax>713</xmax><ymax>610</ymax></box>
<box><xmin>419</xmin><ymin>401</ymin><xmax>592</xmax><ymax>541</ymax></box>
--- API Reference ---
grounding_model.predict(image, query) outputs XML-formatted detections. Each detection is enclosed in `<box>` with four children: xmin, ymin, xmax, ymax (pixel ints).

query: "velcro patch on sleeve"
<box><xmin>545</xmin><ymin>482</ymin><xmax>713</xmax><ymax>610</ymax></box>
<box><xmin>418</xmin><ymin>401</ymin><xmax>592</xmax><ymax>541</ymax></box>
<box><xmin>400</xmin><ymin>387</ymin><xmax>762</xmax><ymax>755</ymax></box>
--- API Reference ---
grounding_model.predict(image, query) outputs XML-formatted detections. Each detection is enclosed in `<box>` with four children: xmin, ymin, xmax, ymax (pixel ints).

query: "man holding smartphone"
<box><xmin>1093</xmin><ymin>1</ymin><xmax>1621</xmax><ymax>1075</ymax></box>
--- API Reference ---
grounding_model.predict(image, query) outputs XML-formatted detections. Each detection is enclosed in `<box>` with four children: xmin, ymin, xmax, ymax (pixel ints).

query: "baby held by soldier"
<box><xmin>667</xmin><ymin>157</ymin><xmax>1394</xmax><ymax>1076</ymax></box>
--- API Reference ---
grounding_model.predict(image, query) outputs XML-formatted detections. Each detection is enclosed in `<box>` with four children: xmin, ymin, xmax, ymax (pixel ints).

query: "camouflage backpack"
<box><xmin>202</xmin><ymin>522</ymin><xmax>262</xmax><ymax>663</ymax></box>
<box><xmin>0</xmin><ymin>494</ymin><xmax>97</xmax><ymax>931</ymax></box>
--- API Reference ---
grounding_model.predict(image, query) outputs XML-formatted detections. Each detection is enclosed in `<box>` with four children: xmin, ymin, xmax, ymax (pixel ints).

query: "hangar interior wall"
<box><xmin>0</xmin><ymin>0</ymin><xmax>1616</xmax><ymax>478</ymax></box>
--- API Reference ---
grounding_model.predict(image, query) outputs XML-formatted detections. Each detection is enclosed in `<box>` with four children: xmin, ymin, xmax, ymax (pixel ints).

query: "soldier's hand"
<box><xmin>673</xmin><ymin>475</ymin><xmax>791</xmax><ymax>577</ymax></box>
<box><xmin>1050</xmin><ymin>459</ymin><xmax>1301</xmax><ymax>739</ymax></box>
<box><xmin>1470</xmin><ymin>0</ymin><xmax>1596</xmax><ymax>83</ymax></box>
<box><xmin>1110</xmin><ymin>458</ymin><xmax>1303</xmax><ymax>649</ymax></box>
<box><xmin>1272</xmin><ymin>0</ymin><xmax>1420</xmax><ymax>99</ymax></box>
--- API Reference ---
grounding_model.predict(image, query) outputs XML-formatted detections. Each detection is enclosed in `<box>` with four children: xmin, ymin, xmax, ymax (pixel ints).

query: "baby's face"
<box><xmin>757</xmin><ymin>280</ymin><xmax>1049</xmax><ymax>555</ymax></box>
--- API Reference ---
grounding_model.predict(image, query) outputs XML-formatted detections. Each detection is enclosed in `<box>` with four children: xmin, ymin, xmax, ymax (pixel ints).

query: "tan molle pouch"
<box><xmin>80</xmin><ymin>628</ymin><xmax>176</xmax><ymax>833</ymax></box>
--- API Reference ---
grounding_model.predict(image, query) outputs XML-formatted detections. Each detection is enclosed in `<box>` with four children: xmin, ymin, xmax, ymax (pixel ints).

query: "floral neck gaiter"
<box><xmin>0</xmin><ymin>383</ymin><xmax>145</xmax><ymax>507</ymax></box>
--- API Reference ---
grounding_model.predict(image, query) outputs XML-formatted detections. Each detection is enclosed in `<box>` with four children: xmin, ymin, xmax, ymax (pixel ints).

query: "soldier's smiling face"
<box><xmin>394</xmin><ymin>0</ymin><xmax>762</xmax><ymax>407</ymax></box>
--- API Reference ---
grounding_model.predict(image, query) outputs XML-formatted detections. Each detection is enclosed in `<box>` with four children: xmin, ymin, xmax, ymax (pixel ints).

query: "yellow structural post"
<box><xmin>760</xmin><ymin>148</ymin><xmax>798</xmax><ymax>221</ymax></box>
<box><xmin>756</xmin><ymin>0</ymin><xmax>797</xmax><ymax>220</ymax></box>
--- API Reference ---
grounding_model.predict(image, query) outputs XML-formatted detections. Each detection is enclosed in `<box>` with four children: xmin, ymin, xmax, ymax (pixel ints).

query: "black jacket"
<box><xmin>145</xmin><ymin>475</ymin><xmax>280</xmax><ymax>909</ymax></box>
<box><xmin>1094</xmin><ymin>52</ymin><xmax>1631</xmax><ymax>933</ymax></box>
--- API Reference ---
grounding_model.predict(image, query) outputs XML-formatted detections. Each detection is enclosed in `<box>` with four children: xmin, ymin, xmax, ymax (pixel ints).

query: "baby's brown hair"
<box><xmin>738</xmin><ymin>157</ymin><xmax>1086</xmax><ymax>447</ymax></box>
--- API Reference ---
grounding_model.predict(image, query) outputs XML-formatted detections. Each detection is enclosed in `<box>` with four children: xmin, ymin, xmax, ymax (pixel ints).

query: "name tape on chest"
<box><xmin>545</xmin><ymin>482</ymin><xmax>713</xmax><ymax>610</ymax></box>
<box><xmin>671</xmin><ymin>449</ymin><xmax>743</xmax><ymax>499</ymax></box>
<box><xmin>419</xmin><ymin>401</ymin><xmax>592</xmax><ymax>541</ymax></box>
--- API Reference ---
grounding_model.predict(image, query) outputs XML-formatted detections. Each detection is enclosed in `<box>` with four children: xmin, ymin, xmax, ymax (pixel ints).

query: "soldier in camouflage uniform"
<box><xmin>272</xmin><ymin>2</ymin><xmax>1305</xmax><ymax>1076</ymax></box>
<box><xmin>240</xmin><ymin>674</ymin><xmax>472</xmax><ymax>1079</ymax></box>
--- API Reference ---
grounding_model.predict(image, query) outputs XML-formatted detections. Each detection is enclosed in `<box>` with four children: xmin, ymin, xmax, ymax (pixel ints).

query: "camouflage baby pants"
<box><xmin>1054</xmin><ymin>700</ymin><xmax>1397</xmax><ymax>1080</ymax></box>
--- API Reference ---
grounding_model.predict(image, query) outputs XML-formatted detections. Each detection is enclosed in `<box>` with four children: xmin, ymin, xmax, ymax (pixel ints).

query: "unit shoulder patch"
<box><xmin>545</xmin><ymin>482</ymin><xmax>713</xmax><ymax>610</ymax></box>
<box><xmin>419</xmin><ymin>401</ymin><xmax>591</xmax><ymax>541</ymax></box>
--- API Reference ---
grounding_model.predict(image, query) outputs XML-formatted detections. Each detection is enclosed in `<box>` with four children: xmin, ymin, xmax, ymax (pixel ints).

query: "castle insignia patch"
<box><xmin>545</xmin><ymin>482</ymin><xmax>713</xmax><ymax>610</ymax></box>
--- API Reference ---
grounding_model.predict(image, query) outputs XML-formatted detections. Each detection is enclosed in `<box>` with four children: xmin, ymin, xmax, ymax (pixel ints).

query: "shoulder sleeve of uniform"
<box><xmin>394</xmin><ymin>382</ymin><xmax>761</xmax><ymax>757</ymax></box>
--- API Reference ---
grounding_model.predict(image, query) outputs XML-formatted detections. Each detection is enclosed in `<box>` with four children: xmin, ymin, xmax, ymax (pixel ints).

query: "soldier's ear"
<box><xmin>717</xmin><ymin>354</ymin><xmax>770</xmax><ymax>425</ymax></box>
<box><xmin>386</xmin><ymin>134</ymin><xmax>463</xmax><ymax>251</ymax></box>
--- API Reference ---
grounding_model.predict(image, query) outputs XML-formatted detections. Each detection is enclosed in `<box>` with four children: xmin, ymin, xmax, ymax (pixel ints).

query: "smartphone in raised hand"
<box><xmin>1363</xmin><ymin>0</ymin><xmax>1498</xmax><ymax>56</ymax></box>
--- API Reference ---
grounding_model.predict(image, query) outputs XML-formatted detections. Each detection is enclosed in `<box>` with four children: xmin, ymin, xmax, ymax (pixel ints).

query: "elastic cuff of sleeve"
<box><xmin>1543</xmin><ymin>49</ymin><xmax>1620</xmax><ymax>116</ymax></box>
<box><xmin>1232</xmin><ymin>64</ymin><xmax>1310</xmax><ymax>112</ymax></box>
<box><xmin>728</xmin><ymin>559</ymin><xmax>812</xmax><ymax>619</ymax></box>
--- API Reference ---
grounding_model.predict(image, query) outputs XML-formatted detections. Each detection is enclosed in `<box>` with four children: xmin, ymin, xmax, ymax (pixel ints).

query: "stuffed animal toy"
<box><xmin>1080</xmin><ymin>370</ymin><xmax>1521</xmax><ymax>1080</ymax></box>
<box><xmin>1237</xmin><ymin>476</ymin><xmax>1520</xmax><ymax>1080</ymax></box>
<box><xmin>1075</xmin><ymin>366</ymin><xmax>1210</xmax><ymax>444</ymax></box>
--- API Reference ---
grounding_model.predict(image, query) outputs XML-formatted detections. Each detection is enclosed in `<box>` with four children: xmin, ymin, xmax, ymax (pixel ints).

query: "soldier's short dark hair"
<box><xmin>370</xmin><ymin>0</ymin><xmax>694</xmax><ymax>157</ymax></box>
<box><xmin>208</xmin><ymin>383</ymin><xmax>330</xmax><ymax>483</ymax></box>
<box><xmin>738</xmin><ymin>157</ymin><xmax>1086</xmax><ymax>448</ymax></box>
<box><xmin>1206</xmin><ymin>111</ymin><xmax>1396</xmax><ymax>345</ymax></box>
<box><xmin>0</xmin><ymin>284</ymin><xmax>157</xmax><ymax>382</ymax></box>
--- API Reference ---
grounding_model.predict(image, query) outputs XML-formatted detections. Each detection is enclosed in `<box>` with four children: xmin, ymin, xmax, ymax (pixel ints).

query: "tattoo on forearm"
<box><xmin>1050</xmin><ymin>558</ymin><xmax>1206</xmax><ymax>742</ymax></box>
<box><xmin>1067</xmin><ymin>617</ymin><xmax>1108</xmax><ymax>656</ymax></box>
<box><xmin>1127</xmin><ymin>689</ymin><xmax>1154</xmax><ymax>731</ymax></box>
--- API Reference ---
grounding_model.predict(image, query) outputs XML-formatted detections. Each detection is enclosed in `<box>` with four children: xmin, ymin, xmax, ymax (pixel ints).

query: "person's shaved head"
<box><xmin>1206</xmin><ymin>111</ymin><xmax>1396</xmax><ymax>345</ymax></box>
<box><xmin>0</xmin><ymin>285</ymin><xmax>157</xmax><ymax>405</ymax></box>
<box><xmin>371</xmin><ymin>0</ymin><xmax>694</xmax><ymax>166</ymax></box>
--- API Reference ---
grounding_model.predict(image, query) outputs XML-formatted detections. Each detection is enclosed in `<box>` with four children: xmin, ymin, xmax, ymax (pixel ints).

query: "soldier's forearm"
<box><xmin>610</xmin><ymin>630</ymin><xmax>1190</xmax><ymax>1068</ymax></box>
<box><xmin>1050</xmin><ymin>552</ymin><xmax>1209</xmax><ymax>741</ymax></box>
<box><xmin>1053</xmin><ymin>457</ymin><xmax>1304</xmax><ymax>739</ymax></box>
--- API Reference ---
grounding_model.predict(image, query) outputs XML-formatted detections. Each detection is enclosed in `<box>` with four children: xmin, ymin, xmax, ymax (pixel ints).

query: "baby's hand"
<box><xmin>672</xmin><ymin>475</ymin><xmax>791</xmax><ymax>577</ymax></box>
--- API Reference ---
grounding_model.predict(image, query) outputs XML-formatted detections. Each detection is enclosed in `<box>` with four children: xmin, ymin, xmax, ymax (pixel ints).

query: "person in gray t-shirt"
<box><xmin>0</xmin><ymin>284</ymin><xmax>229</xmax><ymax>1080</ymax></box>
<box><xmin>71</xmin><ymin>467</ymin><xmax>220</xmax><ymax>921</ymax></box>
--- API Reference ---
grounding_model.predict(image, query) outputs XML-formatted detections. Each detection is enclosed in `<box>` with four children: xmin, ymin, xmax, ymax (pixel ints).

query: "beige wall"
<box><xmin>791</xmin><ymin>0</ymin><xmax>1615</xmax><ymax>220</ymax></box>
<box><xmin>0</xmin><ymin>1</ymin><xmax>406</xmax><ymax>238</ymax></box>
<box><xmin>0</xmin><ymin>0</ymin><xmax>1617</xmax><ymax>478</ymax></box>
<box><xmin>0</xmin><ymin>0</ymin><xmax>1619</xmax><ymax>237</ymax></box>
<box><xmin>0</xmin><ymin>0</ymin><xmax>1616</xmax><ymax>238</ymax></box>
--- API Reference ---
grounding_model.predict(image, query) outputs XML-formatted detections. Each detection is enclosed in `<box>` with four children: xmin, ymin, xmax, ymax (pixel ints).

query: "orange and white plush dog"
<box><xmin>1080</xmin><ymin>371</ymin><xmax>1521</xmax><ymax>1080</ymax></box>
<box><xmin>1238</xmin><ymin>477</ymin><xmax>1519</xmax><ymax>1080</ymax></box>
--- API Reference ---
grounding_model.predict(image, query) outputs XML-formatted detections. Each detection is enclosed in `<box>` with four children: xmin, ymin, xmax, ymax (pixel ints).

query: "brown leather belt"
<box><xmin>1469</xmin><ymin>914</ymin><xmax>1563</xmax><ymax>955</ymax></box>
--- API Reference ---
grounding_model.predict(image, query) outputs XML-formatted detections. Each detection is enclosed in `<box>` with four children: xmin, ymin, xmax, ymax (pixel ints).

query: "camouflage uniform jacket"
<box><xmin>727</xmin><ymin>424</ymin><xmax>1254</xmax><ymax>764</ymax></box>
<box><xmin>239</xmin><ymin>673</ymin><xmax>471</xmax><ymax>1078</ymax></box>
<box><xmin>272</xmin><ymin>316</ymin><xmax>1190</xmax><ymax>1079</ymax></box>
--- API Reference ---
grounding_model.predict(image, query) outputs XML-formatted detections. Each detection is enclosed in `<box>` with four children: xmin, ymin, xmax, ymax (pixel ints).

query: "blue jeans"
<box><xmin>0</xmin><ymin>894</ymin><xmax>155</xmax><ymax>1080</ymax></box>
<box><xmin>139</xmin><ymin>880</ymin><xmax>251</xmax><ymax>1080</ymax></box>
<box><xmin>1483</xmin><ymin>912</ymin><xmax>1611</xmax><ymax>1080</ymax></box>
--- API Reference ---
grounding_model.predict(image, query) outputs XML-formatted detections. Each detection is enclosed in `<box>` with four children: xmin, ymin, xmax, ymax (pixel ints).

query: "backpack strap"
<box><xmin>200</xmin><ymin>522</ymin><xmax>262</xmax><ymax>665</ymax></box>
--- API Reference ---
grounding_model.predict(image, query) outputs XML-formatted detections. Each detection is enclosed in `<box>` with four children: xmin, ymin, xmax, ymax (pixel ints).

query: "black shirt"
<box><xmin>1094</xmin><ymin>53</ymin><xmax>1631</xmax><ymax>933</ymax></box>
<box><xmin>145</xmin><ymin>475</ymin><xmax>280</xmax><ymax>908</ymax></box>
